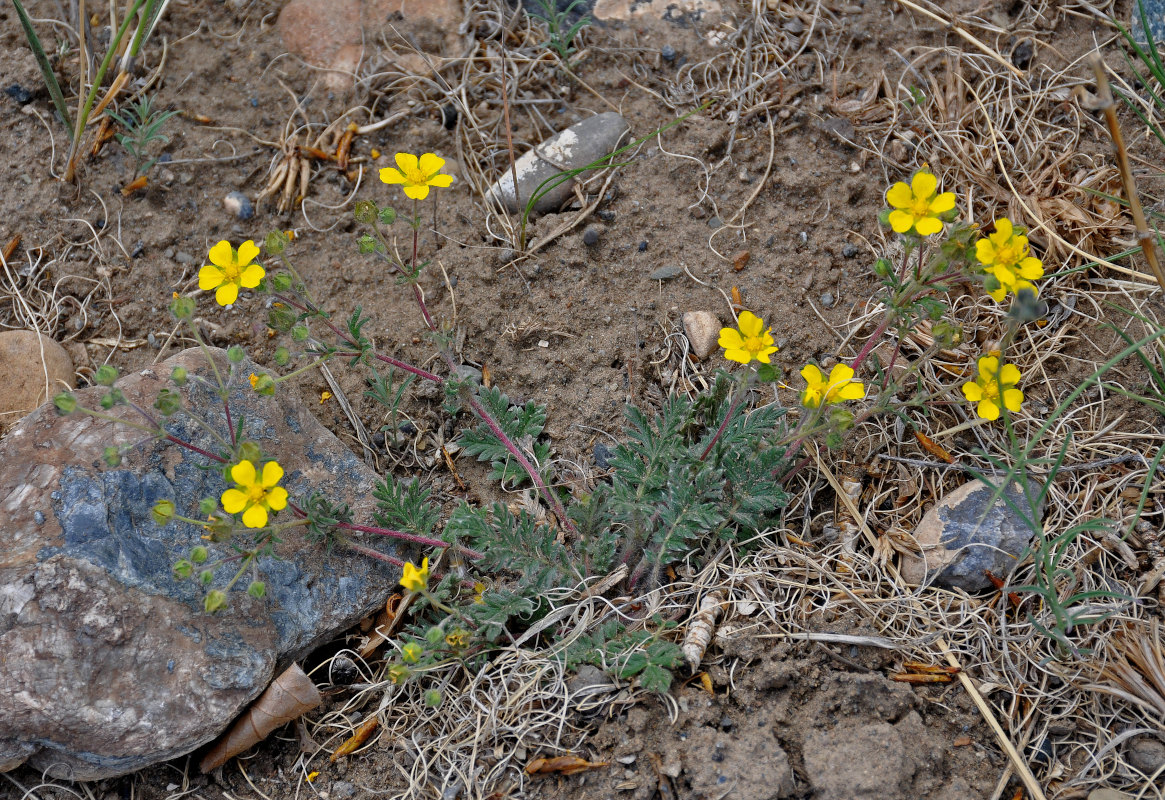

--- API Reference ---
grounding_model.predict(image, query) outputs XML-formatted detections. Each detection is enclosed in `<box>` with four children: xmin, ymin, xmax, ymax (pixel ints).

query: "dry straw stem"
<box><xmin>1089</xmin><ymin>57</ymin><xmax>1165</xmax><ymax>294</ymax></box>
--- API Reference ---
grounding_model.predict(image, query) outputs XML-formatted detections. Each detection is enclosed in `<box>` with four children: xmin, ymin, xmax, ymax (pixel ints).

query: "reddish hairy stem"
<box><xmin>336</xmin><ymin>521</ymin><xmax>484</xmax><ymax>560</ymax></box>
<box><xmin>341</xmin><ymin>540</ymin><xmax>407</xmax><ymax>569</ymax></box>
<box><xmin>165</xmin><ymin>434</ymin><xmax>227</xmax><ymax>463</ymax></box>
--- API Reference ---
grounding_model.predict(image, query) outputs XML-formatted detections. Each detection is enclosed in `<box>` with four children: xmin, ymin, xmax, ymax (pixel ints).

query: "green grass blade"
<box><xmin>10</xmin><ymin>0</ymin><xmax>74</xmax><ymax>135</ymax></box>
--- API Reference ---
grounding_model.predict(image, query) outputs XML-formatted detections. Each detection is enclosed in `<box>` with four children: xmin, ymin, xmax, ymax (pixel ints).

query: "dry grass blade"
<box><xmin>1086</xmin><ymin>620</ymin><xmax>1165</xmax><ymax>725</ymax></box>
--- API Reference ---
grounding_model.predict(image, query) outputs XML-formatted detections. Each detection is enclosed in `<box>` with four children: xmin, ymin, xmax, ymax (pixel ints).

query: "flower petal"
<box><xmin>427</xmin><ymin>173</ymin><xmax>453</xmax><ymax>188</ymax></box>
<box><xmin>975</xmin><ymin>239</ymin><xmax>996</xmax><ymax>266</ymax></box>
<box><xmin>221</xmin><ymin>488</ymin><xmax>248</xmax><ymax>514</ymax></box>
<box><xmin>723</xmin><ymin>349</ymin><xmax>752</xmax><ymax>364</ymax></box>
<box><xmin>962</xmin><ymin>382</ymin><xmax>983</xmax><ymax>402</ymax></box>
<box><xmin>1018</xmin><ymin>257</ymin><xmax>1043</xmax><ymax>280</ymax></box>
<box><xmin>835</xmin><ymin>381</ymin><xmax>866</xmax><ymax>401</ymax></box>
<box><xmin>215</xmin><ymin>282</ymin><xmax>240</xmax><ymax>306</ymax></box>
<box><xmin>237</xmin><ymin>240</ymin><xmax>260</xmax><ymax>265</ymax></box>
<box><xmin>394</xmin><ymin>152</ymin><xmax>419</xmax><ymax>175</ymax></box>
<box><xmin>239</xmin><ymin>263</ymin><xmax>266</xmax><ymax>288</ymax></box>
<box><xmin>242</xmin><ymin>504</ymin><xmax>268</xmax><ymax>529</ymax></box>
<box><xmin>231</xmin><ymin>460</ymin><xmax>257</xmax><ymax>486</ymax></box>
<box><xmin>199</xmin><ymin>264</ymin><xmax>225</xmax><ymax>290</ymax></box>
<box><xmin>928</xmin><ymin>192</ymin><xmax>955</xmax><ymax>214</ymax></box>
<box><xmin>737</xmin><ymin>311</ymin><xmax>763</xmax><ymax>338</ymax></box>
<box><xmin>418</xmin><ymin>152</ymin><xmax>446</xmax><ymax>175</ymax></box>
<box><xmin>828</xmin><ymin>364</ymin><xmax>855</xmax><ymax>384</ymax></box>
<box><xmin>914</xmin><ymin>216</ymin><xmax>943</xmax><ymax>236</ymax></box>
<box><xmin>999</xmin><ymin>364</ymin><xmax>1021</xmax><ymax>385</ymax></box>
<box><xmin>380</xmin><ymin>167</ymin><xmax>406</xmax><ymax>185</ymax></box>
<box><xmin>800</xmin><ymin>364</ymin><xmax>824</xmax><ymax>386</ymax></box>
<box><xmin>208</xmin><ymin>240</ymin><xmax>235</xmax><ymax>269</ymax></box>
<box><xmin>1003</xmin><ymin>388</ymin><xmax>1024</xmax><ymax>413</ymax></box>
<box><xmin>403</xmin><ymin>183</ymin><xmax>430</xmax><ymax>200</ymax></box>
<box><xmin>888</xmin><ymin>209</ymin><xmax>915</xmax><ymax>234</ymax></box>
<box><xmin>977</xmin><ymin>356</ymin><xmax>1000</xmax><ymax>377</ymax></box>
<box><xmin>993</xmin><ymin>218</ymin><xmax>1013</xmax><ymax>241</ymax></box>
<box><xmin>978</xmin><ymin>399</ymin><xmax>1001</xmax><ymax>421</ymax></box>
<box><xmin>718</xmin><ymin>328</ymin><xmax>745</xmax><ymax>350</ymax></box>
<box><xmin>987</xmin><ymin>284</ymin><xmax>1006</xmax><ymax>303</ymax></box>
<box><xmin>261</xmin><ymin>460</ymin><xmax>284</xmax><ymax>488</ymax></box>
<box><xmin>910</xmin><ymin>170</ymin><xmax>937</xmax><ymax>200</ymax></box>
<box><xmin>755</xmin><ymin>350</ymin><xmax>772</xmax><ymax>364</ymax></box>
<box><xmin>886</xmin><ymin>182</ymin><xmax>913</xmax><ymax>209</ymax></box>
<box><xmin>266</xmin><ymin>486</ymin><xmax>289</xmax><ymax>511</ymax></box>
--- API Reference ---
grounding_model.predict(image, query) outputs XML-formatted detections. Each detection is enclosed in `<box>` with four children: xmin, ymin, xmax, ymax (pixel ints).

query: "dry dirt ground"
<box><xmin>3</xmin><ymin>0</ymin><xmax>1165</xmax><ymax>798</ymax></box>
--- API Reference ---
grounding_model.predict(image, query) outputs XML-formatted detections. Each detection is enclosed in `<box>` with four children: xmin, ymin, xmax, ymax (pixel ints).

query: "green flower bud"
<box><xmin>265</xmin><ymin>230</ymin><xmax>288</xmax><ymax>255</ymax></box>
<box><xmin>250</xmin><ymin>373</ymin><xmax>276</xmax><ymax>395</ymax></box>
<box><xmin>204</xmin><ymin>589</ymin><xmax>228</xmax><ymax>613</ymax></box>
<box><xmin>53</xmin><ymin>392</ymin><xmax>77</xmax><ymax>414</ymax></box>
<box><xmin>170</xmin><ymin>366</ymin><xmax>188</xmax><ymax>386</ymax></box>
<box><xmin>291</xmin><ymin>325</ymin><xmax>308</xmax><ymax>342</ymax></box>
<box><xmin>100</xmin><ymin>392</ymin><xmax>116</xmax><ymax>410</ymax></box>
<box><xmin>423</xmin><ymin>689</ymin><xmax>442</xmax><ymax>707</ymax></box>
<box><xmin>825</xmin><ymin>431</ymin><xmax>844</xmax><ymax>450</ymax></box>
<box><xmin>190</xmin><ymin>545</ymin><xmax>208</xmax><ymax>564</ymax></box>
<box><xmin>173</xmin><ymin>559</ymin><xmax>193</xmax><ymax>579</ymax></box>
<box><xmin>378</xmin><ymin>207</ymin><xmax>397</xmax><ymax>226</ymax></box>
<box><xmin>932</xmin><ymin>320</ymin><xmax>962</xmax><ymax>349</ymax></box>
<box><xmin>170</xmin><ymin>295</ymin><xmax>195</xmax><ymax>320</ymax></box>
<box><xmin>274</xmin><ymin>346</ymin><xmax>290</xmax><ymax>366</ymax></box>
<box><xmin>388</xmin><ymin>663</ymin><xmax>410</xmax><ymax>684</ymax></box>
<box><xmin>829</xmin><ymin>407</ymin><xmax>855</xmax><ymax>432</ymax></box>
<box><xmin>271</xmin><ymin>272</ymin><xmax>292</xmax><ymax>292</ymax></box>
<box><xmin>199</xmin><ymin>569</ymin><xmax>215</xmax><ymax>585</ymax></box>
<box><xmin>401</xmin><ymin>642</ymin><xmax>423</xmax><ymax>664</ymax></box>
<box><xmin>199</xmin><ymin>496</ymin><xmax>218</xmax><ymax>516</ymax></box>
<box><xmin>154</xmin><ymin>387</ymin><xmax>181</xmax><ymax>416</ymax></box>
<box><xmin>152</xmin><ymin>499</ymin><xmax>176</xmax><ymax>524</ymax></box>
<box><xmin>268</xmin><ymin>306</ymin><xmax>295</xmax><ymax>333</ymax></box>
<box><xmin>94</xmin><ymin>364</ymin><xmax>119</xmax><ymax>386</ymax></box>
<box><xmin>247</xmin><ymin>580</ymin><xmax>266</xmax><ymax>599</ymax></box>
<box><xmin>426</xmin><ymin>626</ymin><xmax>445</xmax><ymax>647</ymax></box>
<box><xmin>873</xmin><ymin>258</ymin><xmax>892</xmax><ymax>278</ymax></box>
<box><xmin>237</xmin><ymin>441</ymin><xmax>262</xmax><ymax>463</ymax></box>
<box><xmin>357</xmin><ymin>234</ymin><xmax>377</xmax><ymax>254</ymax></box>
<box><xmin>353</xmin><ymin>200</ymin><xmax>377</xmax><ymax>224</ymax></box>
<box><xmin>103</xmin><ymin>446</ymin><xmax>122</xmax><ymax>467</ymax></box>
<box><xmin>227</xmin><ymin>345</ymin><xmax>245</xmax><ymax>363</ymax></box>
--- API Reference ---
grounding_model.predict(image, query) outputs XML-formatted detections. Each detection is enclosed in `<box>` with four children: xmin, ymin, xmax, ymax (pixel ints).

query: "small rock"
<box><xmin>330</xmin><ymin>781</ymin><xmax>357</xmax><ymax>799</ymax></box>
<box><xmin>707</xmin><ymin>216</ymin><xmax>722</xmax><ymax>229</ymax></box>
<box><xmin>582</xmin><ymin>226</ymin><xmax>601</xmax><ymax>246</ymax></box>
<box><xmin>441</xmin><ymin>103</ymin><xmax>458</xmax><ymax>130</ymax></box>
<box><xmin>842</xmin><ymin>243</ymin><xmax>859</xmax><ymax>258</ymax></box>
<box><xmin>820</xmin><ymin>291</ymin><xmax>835</xmax><ymax>308</ymax></box>
<box><xmin>682</xmin><ymin>311</ymin><xmax>721</xmax><ymax>360</ymax></box>
<box><xmin>486</xmin><ymin>113</ymin><xmax>631</xmax><ymax>214</ymax></box>
<box><xmin>1127</xmin><ymin>735</ymin><xmax>1165</xmax><ymax>775</ymax></box>
<box><xmin>5</xmin><ymin>84</ymin><xmax>32</xmax><ymax>105</ymax></box>
<box><xmin>648</xmin><ymin>265</ymin><xmax>683</xmax><ymax>281</ymax></box>
<box><xmin>1131</xmin><ymin>0</ymin><xmax>1165</xmax><ymax>47</ymax></box>
<box><xmin>733</xmin><ymin>250</ymin><xmax>750</xmax><ymax>271</ymax></box>
<box><xmin>1088</xmin><ymin>791</ymin><xmax>1136</xmax><ymax>800</ymax></box>
<box><xmin>719</xmin><ymin>715</ymin><xmax>734</xmax><ymax>731</ymax></box>
<box><xmin>899</xmin><ymin>480</ymin><xmax>1039</xmax><ymax>592</ymax></box>
<box><xmin>223</xmin><ymin>191</ymin><xmax>254</xmax><ymax>221</ymax></box>
<box><xmin>496</xmin><ymin>248</ymin><xmax>515</xmax><ymax>266</ymax></box>
<box><xmin>638</xmin><ymin>240</ymin><xmax>648</xmax><ymax>252</ymax></box>
<box><xmin>174</xmin><ymin>251</ymin><xmax>195</xmax><ymax>265</ymax></box>
<box><xmin>0</xmin><ymin>330</ymin><xmax>74</xmax><ymax>420</ymax></box>
<box><xmin>661</xmin><ymin>45</ymin><xmax>676</xmax><ymax>61</ymax></box>
<box><xmin>691</xmin><ymin>207</ymin><xmax>706</xmax><ymax>220</ymax></box>
<box><xmin>593</xmin><ymin>442</ymin><xmax>612</xmax><ymax>469</ymax></box>
<box><xmin>597</xmin><ymin>209</ymin><xmax>616</xmax><ymax>222</ymax></box>
<box><xmin>454</xmin><ymin>365</ymin><xmax>482</xmax><ymax>384</ymax></box>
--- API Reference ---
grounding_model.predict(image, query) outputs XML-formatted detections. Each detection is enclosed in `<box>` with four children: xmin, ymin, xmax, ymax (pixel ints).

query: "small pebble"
<box><xmin>164</xmin><ymin>248</ymin><xmax>175</xmax><ymax>260</ymax></box>
<box><xmin>820</xmin><ymin>291</ymin><xmax>835</xmax><ymax>308</ymax></box>
<box><xmin>661</xmin><ymin>45</ymin><xmax>677</xmax><ymax>62</ymax></box>
<box><xmin>223</xmin><ymin>191</ymin><xmax>254</xmax><ymax>220</ymax></box>
<box><xmin>249</xmin><ymin>97</ymin><xmax>259</xmax><ymax>107</ymax></box>
<box><xmin>691</xmin><ymin>207</ymin><xmax>706</xmax><ymax>220</ymax></box>
<box><xmin>330</xmin><ymin>781</ymin><xmax>356</xmax><ymax>799</ymax></box>
<box><xmin>719</xmin><ymin>715</ymin><xmax>734</xmax><ymax>731</ymax></box>
<box><xmin>638</xmin><ymin>240</ymin><xmax>648</xmax><ymax>252</ymax></box>
<box><xmin>441</xmin><ymin>103</ymin><xmax>459</xmax><ymax>130</ymax></box>
<box><xmin>707</xmin><ymin>217</ymin><xmax>722</xmax><ymax>229</ymax></box>
<box><xmin>399</xmin><ymin>421</ymin><xmax>417</xmax><ymax>436</ymax></box>
<box><xmin>682</xmin><ymin>311</ymin><xmax>721</xmax><ymax>359</ymax></box>
<box><xmin>594</xmin><ymin>442</ymin><xmax>612</xmax><ymax>468</ymax></box>
<box><xmin>842</xmin><ymin>242</ymin><xmax>859</xmax><ymax>258</ymax></box>
<box><xmin>131</xmin><ymin>241</ymin><xmax>145</xmax><ymax>258</ymax></box>
<box><xmin>649</xmin><ymin>265</ymin><xmax>683</xmax><ymax>281</ymax></box>
<box><xmin>34</xmin><ymin>510</ymin><xmax>45</xmax><ymax>525</ymax></box>
<box><xmin>598</xmin><ymin>209</ymin><xmax>616</xmax><ymax>222</ymax></box>
<box><xmin>371</xmin><ymin>432</ymin><xmax>386</xmax><ymax>450</ymax></box>
<box><xmin>174</xmin><ymin>251</ymin><xmax>195</xmax><ymax>265</ymax></box>
<box><xmin>4</xmin><ymin>84</ymin><xmax>32</xmax><ymax>105</ymax></box>
<box><xmin>179</xmin><ymin>172</ymin><xmax>193</xmax><ymax>185</ymax></box>
<box><xmin>497</xmin><ymin>248</ymin><xmax>515</xmax><ymax>266</ymax></box>
<box><xmin>582</xmin><ymin>226</ymin><xmax>601</xmax><ymax>246</ymax></box>
<box><xmin>158</xmin><ymin>152</ymin><xmax>172</xmax><ymax>164</ymax></box>
<box><xmin>147</xmin><ymin>332</ymin><xmax>158</xmax><ymax>348</ymax></box>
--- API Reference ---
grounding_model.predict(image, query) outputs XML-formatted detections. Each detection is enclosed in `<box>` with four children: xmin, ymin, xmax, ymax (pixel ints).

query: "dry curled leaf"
<box><xmin>200</xmin><ymin>663</ymin><xmax>322</xmax><ymax>772</ymax></box>
<box><xmin>330</xmin><ymin>715</ymin><xmax>380</xmax><ymax>762</ymax></box>
<box><xmin>682</xmin><ymin>589</ymin><xmax>726</xmax><ymax>671</ymax></box>
<box><xmin>525</xmin><ymin>755</ymin><xmax>608</xmax><ymax>775</ymax></box>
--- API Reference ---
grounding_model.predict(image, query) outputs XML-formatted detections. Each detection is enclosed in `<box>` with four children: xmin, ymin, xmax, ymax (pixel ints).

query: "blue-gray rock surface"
<box><xmin>899</xmin><ymin>480</ymin><xmax>1038</xmax><ymax>593</ymax></box>
<box><xmin>0</xmin><ymin>347</ymin><xmax>405</xmax><ymax>779</ymax></box>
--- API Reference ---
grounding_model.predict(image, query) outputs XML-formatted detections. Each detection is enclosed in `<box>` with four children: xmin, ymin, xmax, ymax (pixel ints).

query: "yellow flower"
<box><xmin>885</xmin><ymin>169</ymin><xmax>956</xmax><ymax>236</ymax></box>
<box><xmin>718</xmin><ymin>311</ymin><xmax>778</xmax><ymax>364</ymax></box>
<box><xmin>380</xmin><ymin>153</ymin><xmax>453</xmax><ymax>200</ymax></box>
<box><xmin>444</xmin><ymin>628</ymin><xmax>470</xmax><ymax>649</ymax></box>
<box><xmin>220</xmin><ymin>459</ymin><xmax>289</xmax><ymax>528</ymax></box>
<box><xmin>198</xmin><ymin>240</ymin><xmax>265</xmax><ymax>306</ymax></box>
<box><xmin>800</xmin><ymin>363</ymin><xmax>866</xmax><ymax>408</ymax></box>
<box><xmin>961</xmin><ymin>356</ymin><xmax>1023</xmax><ymax>421</ymax></box>
<box><xmin>400</xmin><ymin>557</ymin><xmax>430</xmax><ymax>592</ymax></box>
<box><xmin>975</xmin><ymin>218</ymin><xmax>1043</xmax><ymax>302</ymax></box>
<box><xmin>249</xmin><ymin>373</ymin><xmax>260</xmax><ymax>389</ymax></box>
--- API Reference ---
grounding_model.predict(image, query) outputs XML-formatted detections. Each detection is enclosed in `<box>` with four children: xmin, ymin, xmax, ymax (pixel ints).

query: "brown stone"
<box><xmin>0</xmin><ymin>330</ymin><xmax>73</xmax><ymax>421</ymax></box>
<box><xmin>682</xmin><ymin>311</ymin><xmax>721</xmax><ymax>360</ymax></box>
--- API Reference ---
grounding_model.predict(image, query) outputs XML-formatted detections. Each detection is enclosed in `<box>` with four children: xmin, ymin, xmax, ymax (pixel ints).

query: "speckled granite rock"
<box><xmin>0</xmin><ymin>347</ymin><xmax>405</xmax><ymax>779</ymax></box>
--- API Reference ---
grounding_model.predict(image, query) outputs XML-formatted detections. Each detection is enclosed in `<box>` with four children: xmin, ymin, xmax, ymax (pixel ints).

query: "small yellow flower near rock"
<box><xmin>885</xmin><ymin>169</ymin><xmax>956</xmax><ymax>236</ymax></box>
<box><xmin>306</xmin><ymin>772</ymin><xmax>319</xmax><ymax>783</ymax></box>
<box><xmin>400</xmin><ymin>557</ymin><xmax>430</xmax><ymax>593</ymax></box>
<box><xmin>962</xmin><ymin>356</ymin><xmax>1023</xmax><ymax>422</ymax></box>
<box><xmin>718</xmin><ymin>310</ymin><xmax>778</xmax><ymax>365</ymax></box>
<box><xmin>249</xmin><ymin>373</ymin><xmax>260</xmax><ymax>389</ymax></box>
<box><xmin>320</xmin><ymin>391</ymin><xmax>332</xmax><ymax>403</ymax></box>
<box><xmin>371</xmin><ymin>148</ymin><xmax>381</xmax><ymax>159</ymax></box>
<box><xmin>975</xmin><ymin>217</ymin><xmax>1043</xmax><ymax>302</ymax></box>
<box><xmin>221</xmin><ymin>459</ymin><xmax>289</xmax><ymax>528</ymax></box>
<box><xmin>380</xmin><ymin>152</ymin><xmax>453</xmax><ymax>200</ymax></box>
<box><xmin>799</xmin><ymin>363</ymin><xmax>866</xmax><ymax>408</ymax></box>
<box><xmin>198</xmin><ymin>240</ymin><xmax>265</xmax><ymax>306</ymax></box>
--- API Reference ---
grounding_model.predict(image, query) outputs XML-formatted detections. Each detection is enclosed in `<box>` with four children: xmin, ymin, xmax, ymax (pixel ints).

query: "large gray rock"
<box><xmin>486</xmin><ymin>112</ymin><xmax>631</xmax><ymax>214</ymax></box>
<box><xmin>0</xmin><ymin>348</ymin><xmax>406</xmax><ymax>779</ymax></box>
<box><xmin>899</xmin><ymin>480</ymin><xmax>1038</xmax><ymax>593</ymax></box>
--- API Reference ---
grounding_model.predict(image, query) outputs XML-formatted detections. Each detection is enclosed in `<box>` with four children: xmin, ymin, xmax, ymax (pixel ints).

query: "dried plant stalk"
<box><xmin>682</xmin><ymin>589</ymin><xmax>726</xmax><ymax>671</ymax></box>
<box><xmin>200</xmin><ymin>663</ymin><xmax>323</xmax><ymax>772</ymax></box>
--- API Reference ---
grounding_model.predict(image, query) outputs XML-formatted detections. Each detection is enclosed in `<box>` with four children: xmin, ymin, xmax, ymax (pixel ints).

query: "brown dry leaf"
<box><xmin>199</xmin><ymin>663</ymin><xmax>322</xmax><ymax>772</ymax></box>
<box><xmin>914</xmin><ymin>431</ymin><xmax>954</xmax><ymax>463</ymax></box>
<box><xmin>525</xmin><ymin>756</ymin><xmax>609</xmax><ymax>776</ymax></box>
<box><xmin>330</xmin><ymin>716</ymin><xmax>380</xmax><ymax>762</ymax></box>
<box><xmin>358</xmin><ymin>593</ymin><xmax>404</xmax><ymax>659</ymax></box>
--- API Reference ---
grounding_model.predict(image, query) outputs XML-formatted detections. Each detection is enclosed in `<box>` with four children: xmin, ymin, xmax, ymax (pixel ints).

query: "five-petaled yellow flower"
<box><xmin>800</xmin><ymin>363</ymin><xmax>866</xmax><ymax>408</ymax></box>
<box><xmin>885</xmin><ymin>169</ymin><xmax>956</xmax><ymax>236</ymax></box>
<box><xmin>380</xmin><ymin>153</ymin><xmax>453</xmax><ymax>200</ymax></box>
<box><xmin>400</xmin><ymin>557</ymin><xmax>430</xmax><ymax>592</ymax></box>
<box><xmin>718</xmin><ymin>311</ymin><xmax>778</xmax><ymax>365</ymax></box>
<box><xmin>975</xmin><ymin>217</ymin><xmax>1043</xmax><ymax>302</ymax></box>
<box><xmin>198</xmin><ymin>240</ymin><xmax>265</xmax><ymax>306</ymax></box>
<box><xmin>221</xmin><ymin>459</ymin><xmax>289</xmax><ymax>529</ymax></box>
<box><xmin>962</xmin><ymin>356</ymin><xmax>1023</xmax><ymax>421</ymax></box>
